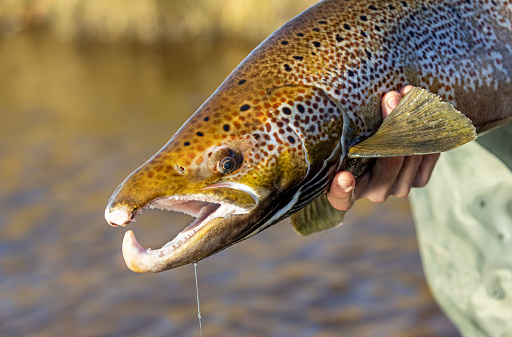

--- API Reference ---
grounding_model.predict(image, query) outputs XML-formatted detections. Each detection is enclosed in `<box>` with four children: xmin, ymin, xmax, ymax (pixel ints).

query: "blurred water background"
<box><xmin>0</xmin><ymin>1</ymin><xmax>459</xmax><ymax>336</ymax></box>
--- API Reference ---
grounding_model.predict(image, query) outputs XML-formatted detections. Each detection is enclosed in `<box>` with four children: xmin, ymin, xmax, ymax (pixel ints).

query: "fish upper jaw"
<box><xmin>105</xmin><ymin>204</ymin><xmax>135</xmax><ymax>227</ymax></box>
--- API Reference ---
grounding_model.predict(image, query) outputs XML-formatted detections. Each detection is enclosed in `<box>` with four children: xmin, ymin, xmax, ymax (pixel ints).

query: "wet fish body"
<box><xmin>105</xmin><ymin>0</ymin><xmax>512</xmax><ymax>272</ymax></box>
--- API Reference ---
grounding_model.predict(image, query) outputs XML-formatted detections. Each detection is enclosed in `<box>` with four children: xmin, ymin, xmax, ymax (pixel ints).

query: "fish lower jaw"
<box><xmin>121</xmin><ymin>202</ymin><xmax>241</xmax><ymax>273</ymax></box>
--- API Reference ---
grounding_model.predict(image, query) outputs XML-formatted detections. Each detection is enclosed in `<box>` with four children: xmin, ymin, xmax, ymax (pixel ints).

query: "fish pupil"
<box><xmin>219</xmin><ymin>158</ymin><xmax>235</xmax><ymax>173</ymax></box>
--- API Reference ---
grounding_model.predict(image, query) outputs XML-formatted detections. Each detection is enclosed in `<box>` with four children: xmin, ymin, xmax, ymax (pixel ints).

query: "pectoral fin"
<box><xmin>349</xmin><ymin>87</ymin><xmax>477</xmax><ymax>158</ymax></box>
<box><xmin>291</xmin><ymin>194</ymin><xmax>346</xmax><ymax>236</ymax></box>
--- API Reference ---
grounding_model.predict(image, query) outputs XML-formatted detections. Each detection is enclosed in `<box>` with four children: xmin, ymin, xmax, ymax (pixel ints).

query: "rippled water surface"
<box><xmin>0</xmin><ymin>32</ymin><xmax>459</xmax><ymax>336</ymax></box>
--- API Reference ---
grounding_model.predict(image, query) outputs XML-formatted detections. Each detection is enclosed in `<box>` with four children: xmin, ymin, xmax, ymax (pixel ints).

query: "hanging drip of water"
<box><xmin>194</xmin><ymin>262</ymin><xmax>203</xmax><ymax>337</ymax></box>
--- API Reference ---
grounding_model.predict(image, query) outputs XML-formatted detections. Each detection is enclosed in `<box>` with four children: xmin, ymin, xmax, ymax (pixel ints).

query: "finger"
<box><xmin>390</xmin><ymin>155</ymin><xmax>423</xmax><ymax>198</ymax></box>
<box><xmin>327</xmin><ymin>171</ymin><xmax>356</xmax><ymax>211</ymax></box>
<box><xmin>413</xmin><ymin>153</ymin><xmax>440</xmax><ymax>187</ymax></box>
<box><xmin>360</xmin><ymin>156</ymin><xmax>405</xmax><ymax>203</ymax></box>
<box><xmin>381</xmin><ymin>91</ymin><xmax>402</xmax><ymax>118</ymax></box>
<box><xmin>354</xmin><ymin>171</ymin><xmax>370</xmax><ymax>200</ymax></box>
<box><xmin>399</xmin><ymin>85</ymin><xmax>414</xmax><ymax>96</ymax></box>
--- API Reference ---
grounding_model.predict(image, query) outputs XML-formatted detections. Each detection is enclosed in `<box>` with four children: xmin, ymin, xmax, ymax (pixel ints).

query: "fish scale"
<box><xmin>106</xmin><ymin>0</ymin><xmax>512</xmax><ymax>273</ymax></box>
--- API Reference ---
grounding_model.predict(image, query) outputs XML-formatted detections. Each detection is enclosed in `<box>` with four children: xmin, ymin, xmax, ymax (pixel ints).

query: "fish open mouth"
<box><xmin>144</xmin><ymin>196</ymin><xmax>248</xmax><ymax>251</ymax></box>
<box><xmin>105</xmin><ymin>195</ymin><xmax>251</xmax><ymax>272</ymax></box>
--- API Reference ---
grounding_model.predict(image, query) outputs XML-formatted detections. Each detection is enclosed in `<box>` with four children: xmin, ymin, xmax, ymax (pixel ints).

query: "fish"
<box><xmin>105</xmin><ymin>0</ymin><xmax>512</xmax><ymax>273</ymax></box>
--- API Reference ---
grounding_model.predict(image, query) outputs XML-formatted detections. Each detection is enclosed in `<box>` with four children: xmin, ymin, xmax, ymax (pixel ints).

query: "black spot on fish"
<box><xmin>318</xmin><ymin>20</ymin><xmax>327</xmax><ymax>24</ymax></box>
<box><xmin>253</xmin><ymin>134</ymin><xmax>260</xmax><ymax>140</ymax></box>
<box><xmin>204</xmin><ymin>117</ymin><xmax>209</xmax><ymax>121</ymax></box>
<box><xmin>240</xmin><ymin>104</ymin><xmax>250</xmax><ymax>111</ymax></box>
<box><xmin>223</xmin><ymin>124</ymin><xmax>230</xmax><ymax>131</ymax></box>
<box><xmin>282</xmin><ymin>107</ymin><xmax>292</xmax><ymax>115</ymax></box>
<box><xmin>375</xmin><ymin>25</ymin><xmax>381</xmax><ymax>31</ymax></box>
<box><xmin>365</xmin><ymin>49</ymin><xmax>372</xmax><ymax>59</ymax></box>
<box><xmin>312</xmin><ymin>27</ymin><xmax>320</xmax><ymax>32</ymax></box>
<box><xmin>184</xmin><ymin>142</ymin><xmax>190</xmax><ymax>146</ymax></box>
<box><xmin>401</xmin><ymin>1</ymin><xmax>408</xmax><ymax>7</ymax></box>
<box><xmin>389</xmin><ymin>4</ymin><xmax>396</xmax><ymax>10</ymax></box>
<box><xmin>336</xmin><ymin>34</ymin><xmax>344</xmax><ymax>42</ymax></box>
<box><xmin>313</xmin><ymin>41</ymin><xmax>321</xmax><ymax>47</ymax></box>
<box><xmin>347</xmin><ymin>70</ymin><xmax>354</xmax><ymax>77</ymax></box>
<box><xmin>297</xmin><ymin>104</ymin><xmax>305</xmax><ymax>113</ymax></box>
<box><xmin>297</xmin><ymin>32</ymin><xmax>304</xmax><ymax>37</ymax></box>
<box><xmin>421</xmin><ymin>5</ymin><xmax>427</xmax><ymax>11</ymax></box>
<box><xmin>361</xmin><ymin>31</ymin><xmax>367</xmax><ymax>38</ymax></box>
<box><xmin>293</xmin><ymin>56</ymin><xmax>303</xmax><ymax>60</ymax></box>
<box><xmin>360</xmin><ymin>15</ymin><xmax>367</xmax><ymax>21</ymax></box>
<box><xmin>368</xmin><ymin>5</ymin><xmax>378</xmax><ymax>10</ymax></box>
<box><xmin>197</xmin><ymin>132</ymin><xmax>204</xmax><ymax>137</ymax></box>
<box><xmin>408</xmin><ymin>31</ymin><xmax>415</xmax><ymax>38</ymax></box>
<box><xmin>287</xmin><ymin>136</ymin><xmax>296</xmax><ymax>144</ymax></box>
<box><xmin>238</xmin><ymin>79</ymin><xmax>246</xmax><ymax>85</ymax></box>
<box><xmin>284</xmin><ymin>64</ymin><xmax>292</xmax><ymax>71</ymax></box>
<box><xmin>344</xmin><ymin>23</ymin><xmax>351</xmax><ymax>30</ymax></box>
<box><xmin>281</xmin><ymin>40</ymin><xmax>289</xmax><ymax>45</ymax></box>
<box><xmin>311</xmin><ymin>52</ymin><xmax>316</xmax><ymax>56</ymax></box>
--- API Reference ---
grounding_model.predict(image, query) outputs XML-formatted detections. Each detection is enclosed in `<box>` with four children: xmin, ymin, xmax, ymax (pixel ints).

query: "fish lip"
<box><xmin>105</xmin><ymin>203</ymin><xmax>139</xmax><ymax>227</ymax></box>
<box><xmin>118</xmin><ymin>194</ymin><xmax>254</xmax><ymax>273</ymax></box>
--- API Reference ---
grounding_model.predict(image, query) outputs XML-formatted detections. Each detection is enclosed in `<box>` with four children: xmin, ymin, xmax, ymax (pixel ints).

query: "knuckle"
<box><xmin>413</xmin><ymin>173</ymin><xmax>430</xmax><ymax>187</ymax></box>
<box><xmin>383</xmin><ymin>157</ymin><xmax>403</xmax><ymax>170</ymax></box>
<box><xmin>368</xmin><ymin>193</ymin><xmax>388</xmax><ymax>204</ymax></box>
<box><xmin>327</xmin><ymin>193</ymin><xmax>352</xmax><ymax>211</ymax></box>
<box><xmin>394</xmin><ymin>188</ymin><xmax>410</xmax><ymax>198</ymax></box>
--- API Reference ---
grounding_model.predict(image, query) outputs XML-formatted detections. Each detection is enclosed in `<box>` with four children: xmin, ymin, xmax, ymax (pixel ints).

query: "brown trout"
<box><xmin>105</xmin><ymin>0</ymin><xmax>512</xmax><ymax>273</ymax></box>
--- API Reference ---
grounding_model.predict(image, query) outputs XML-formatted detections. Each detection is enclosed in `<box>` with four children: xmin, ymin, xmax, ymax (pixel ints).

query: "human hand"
<box><xmin>327</xmin><ymin>85</ymin><xmax>440</xmax><ymax>211</ymax></box>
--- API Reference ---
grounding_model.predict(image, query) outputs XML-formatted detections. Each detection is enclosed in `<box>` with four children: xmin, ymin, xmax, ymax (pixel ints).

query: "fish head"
<box><xmin>105</xmin><ymin>80</ymin><xmax>326</xmax><ymax>272</ymax></box>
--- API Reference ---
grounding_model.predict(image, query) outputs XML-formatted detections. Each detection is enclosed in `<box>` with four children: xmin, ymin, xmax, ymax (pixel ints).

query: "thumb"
<box><xmin>327</xmin><ymin>171</ymin><xmax>356</xmax><ymax>211</ymax></box>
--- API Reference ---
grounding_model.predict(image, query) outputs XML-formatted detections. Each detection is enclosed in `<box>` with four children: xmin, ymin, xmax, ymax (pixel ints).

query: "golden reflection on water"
<box><xmin>0</xmin><ymin>32</ymin><xmax>458</xmax><ymax>336</ymax></box>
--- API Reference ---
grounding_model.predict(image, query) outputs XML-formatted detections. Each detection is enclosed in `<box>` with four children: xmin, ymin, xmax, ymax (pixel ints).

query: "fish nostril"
<box><xmin>175</xmin><ymin>165</ymin><xmax>186</xmax><ymax>174</ymax></box>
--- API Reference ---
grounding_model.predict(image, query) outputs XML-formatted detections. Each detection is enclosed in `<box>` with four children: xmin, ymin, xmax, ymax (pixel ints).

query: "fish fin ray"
<box><xmin>348</xmin><ymin>87</ymin><xmax>477</xmax><ymax>158</ymax></box>
<box><xmin>291</xmin><ymin>194</ymin><xmax>345</xmax><ymax>236</ymax></box>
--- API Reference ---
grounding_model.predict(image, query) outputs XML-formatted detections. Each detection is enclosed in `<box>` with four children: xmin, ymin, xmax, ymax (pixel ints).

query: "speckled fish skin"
<box><xmin>106</xmin><ymin>0</ymin><xmax>512</xmax><ymax>272</ymax></box>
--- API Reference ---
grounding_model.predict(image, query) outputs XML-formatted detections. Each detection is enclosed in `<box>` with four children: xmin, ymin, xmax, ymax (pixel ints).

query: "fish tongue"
<box><xmin>184</xmin><ymin>203</ymin><xmax>221</xmax><ymax>232</ymax></box>
<box><xmin>160</xmin><ymin>203</ymin><xmax>221</xmax><ymax>249</ymax></box>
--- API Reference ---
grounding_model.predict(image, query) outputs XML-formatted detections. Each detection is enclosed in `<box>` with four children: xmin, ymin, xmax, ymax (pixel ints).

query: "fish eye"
<box><xmin>218</xmin><ymin>157</ymin><xmax>236</xmax><ymax>174</ymax></box>
<box><xmin>208</xmin><ymin>146</ymin><xmax>243</xmax><ymax>175</ymax></box>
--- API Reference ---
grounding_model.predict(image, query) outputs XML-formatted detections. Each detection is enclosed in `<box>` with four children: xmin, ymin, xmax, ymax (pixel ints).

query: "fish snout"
<box><xmin>105</xmin><ymin>203</ymin><xmax>134</xmax><ymax>227</ymax></box>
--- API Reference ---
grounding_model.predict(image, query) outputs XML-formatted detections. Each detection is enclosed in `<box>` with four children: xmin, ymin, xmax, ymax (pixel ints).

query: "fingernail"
<box><xmin>338</xmin><ymin>178</ymin><xmax>355</xmax><ymax>193</ymax></box>
<box><xmin>386</xmin><ymin>95</ymin><xmax>400</xmax><ymax>109</ymax></box>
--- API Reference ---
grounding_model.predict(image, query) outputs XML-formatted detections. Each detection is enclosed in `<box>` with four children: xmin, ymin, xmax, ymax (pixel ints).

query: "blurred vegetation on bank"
<box><xmin>0</xmin><ymin>0</ymin><xmax>318</xmax><ymax>44</ymax></box>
